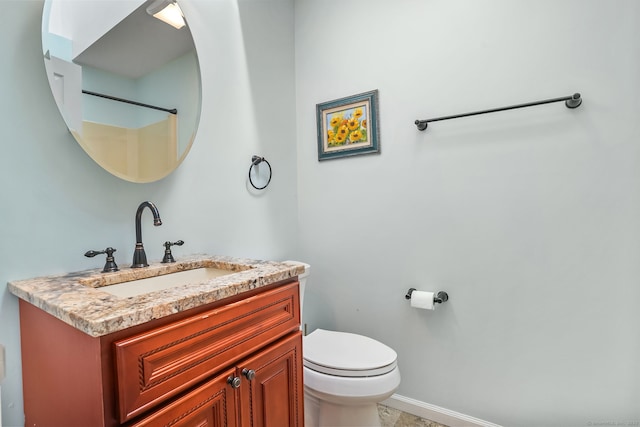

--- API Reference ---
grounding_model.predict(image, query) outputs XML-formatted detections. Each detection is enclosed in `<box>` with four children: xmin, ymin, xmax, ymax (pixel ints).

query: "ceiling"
<box><xmin>73</xmin><ymin>2</ymin><xmax>195</xmax><ymax>79</ymax></box>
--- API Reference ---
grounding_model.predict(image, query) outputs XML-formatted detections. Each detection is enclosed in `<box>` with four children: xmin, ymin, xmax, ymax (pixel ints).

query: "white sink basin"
<box><xmin>97</xmin><ymin>267</ymin><xmax>237</xmax><ymax>298</ymax></box>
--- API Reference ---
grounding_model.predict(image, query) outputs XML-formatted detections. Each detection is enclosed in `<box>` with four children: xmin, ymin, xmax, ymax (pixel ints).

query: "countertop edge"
<box><xmin>8</xmin><ymin>255</ymin><xmax>304</xmax><ymax>337</ymax></box>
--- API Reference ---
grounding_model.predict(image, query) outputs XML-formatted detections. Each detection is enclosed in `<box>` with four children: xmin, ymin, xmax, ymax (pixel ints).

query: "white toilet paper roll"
<box><xmin>410</xmin><ymin>290</ymin><xmax>435</xmax><ymax>310</ymax></box>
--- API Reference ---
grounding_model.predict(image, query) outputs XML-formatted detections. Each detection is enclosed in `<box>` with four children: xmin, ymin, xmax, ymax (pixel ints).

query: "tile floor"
<box><xmin>378</xmin><ymin>404</ymin><xmax>449</xmax><ymax>427</ymax></box>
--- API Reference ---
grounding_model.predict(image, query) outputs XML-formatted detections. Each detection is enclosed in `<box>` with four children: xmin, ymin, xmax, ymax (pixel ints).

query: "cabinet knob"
<box><xmin>242</xmin><ymin>368</ymin><xmax>256</xmax><ymax>381</ymax></box>
<box><xmin>227</xmin><ymin>376</ymin><xmax>241</xmax><ymax>389</ymax></box>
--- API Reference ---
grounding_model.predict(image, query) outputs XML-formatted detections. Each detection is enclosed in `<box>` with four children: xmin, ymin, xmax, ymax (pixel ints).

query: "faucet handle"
<box><xmin>84</xmin><ymin>247</ymin><xmax>119</xmax><ymax>273</ymax></box>
<box><xmin>162</xmin><ymin>240</ymin><xmax>184</xmax><ymax>263</ymax></box>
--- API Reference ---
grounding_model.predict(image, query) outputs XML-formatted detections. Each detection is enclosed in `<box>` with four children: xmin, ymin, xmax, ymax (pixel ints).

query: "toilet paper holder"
<box><xmin>405</xmin><ymin>288</ymin><xmax>449</xmax><ymax>304</ymax></box>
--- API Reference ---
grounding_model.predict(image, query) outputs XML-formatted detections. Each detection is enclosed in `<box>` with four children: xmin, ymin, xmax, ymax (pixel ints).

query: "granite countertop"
<box><xmin>8</xmin><ymin>254</ymin><xmax>304</xmax><ymax>338</ymax></box>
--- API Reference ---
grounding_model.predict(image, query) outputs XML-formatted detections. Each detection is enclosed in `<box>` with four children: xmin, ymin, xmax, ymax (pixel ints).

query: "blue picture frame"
<box><xmin>316</xmin><ymin>90</ymin><xmax>380</xmax><ymax>161</ymax></box>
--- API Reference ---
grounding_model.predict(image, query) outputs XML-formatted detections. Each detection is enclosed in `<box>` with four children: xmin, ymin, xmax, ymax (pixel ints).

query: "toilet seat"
<box><xmin>303</xmin><ymin>329</ymin><xmax>397</xmax><ymax>377</ymax></box>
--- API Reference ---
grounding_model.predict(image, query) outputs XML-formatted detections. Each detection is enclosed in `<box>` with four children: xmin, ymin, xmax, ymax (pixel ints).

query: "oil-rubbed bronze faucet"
<box><xmin>85</xmin><ymin>247</ymin><xmax>119</xmax><ymax>272</ymax></box>
<box><xmin>162</xmin><ymin>240</ymin><xmax>184</xmax><ymax>263</ymax></box>
<box><xmin>132</xmin><ymin>201</ymin><xmax>162</xmax><ymax>268</ymax></box>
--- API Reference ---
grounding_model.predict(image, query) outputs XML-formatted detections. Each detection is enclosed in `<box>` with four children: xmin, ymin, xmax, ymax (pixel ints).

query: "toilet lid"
<box><xmin>303</xmin><ymin>329</ymin><xmax>397</xmax><ymax>377</ymax></box>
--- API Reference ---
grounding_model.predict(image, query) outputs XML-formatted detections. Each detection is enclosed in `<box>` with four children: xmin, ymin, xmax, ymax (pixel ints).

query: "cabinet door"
<box><xmin>131</xmin><ymin>367</ymin><xmax>238</xmax><ymax>427</ymax></box>
<box><xmin>238</xmin><ymin>332</ymin><xmax>304</xmax><ymax>427</ymax></box>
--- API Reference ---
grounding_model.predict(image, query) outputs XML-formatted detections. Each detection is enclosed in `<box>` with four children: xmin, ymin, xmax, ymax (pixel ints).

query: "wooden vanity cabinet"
<box><xmin>19</xmin><ymin>280</ymin><xmax>303</xmax><ymax>427</ymax></box>
<box><xmin>131</xmin><ymin>332</ymin><xmax>303</xmax><ymax>427</ymax></box>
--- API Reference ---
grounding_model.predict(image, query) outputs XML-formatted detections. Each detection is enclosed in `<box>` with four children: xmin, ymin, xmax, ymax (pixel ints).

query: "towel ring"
<box><xmin>249</xmin><ymin>155</ymin><xmax>272</xmax><ymax>190</ymax></box>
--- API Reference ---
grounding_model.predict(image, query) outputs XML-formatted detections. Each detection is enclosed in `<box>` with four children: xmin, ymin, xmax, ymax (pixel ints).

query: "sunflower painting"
<box><xmin>326</xmin><ymin>106</ymin><xmax>367</xmax><ymax>147</ymax></box>
<box><xmin>316</xmin><ymin>90</ymin><xmax>380</xmax><ymax>161</ymax></box>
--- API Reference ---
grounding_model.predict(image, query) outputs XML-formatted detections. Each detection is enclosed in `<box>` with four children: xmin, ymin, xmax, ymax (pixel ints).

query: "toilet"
<box><xmin>284</xmin><ymin>261</ymin><xmax>401</xmax><ymax>427</ymax></box>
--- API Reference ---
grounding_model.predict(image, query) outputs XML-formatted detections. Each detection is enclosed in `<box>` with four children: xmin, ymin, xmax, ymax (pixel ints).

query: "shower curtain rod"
<box><xmin>82</xmin><ymin>90</ymin><xmax>178</xmax><ymax>115</ymax></box>
<box><xmin>414</xmin><ymin>92</ymin><xmax>582</xmax><ymax>131</ymax></box>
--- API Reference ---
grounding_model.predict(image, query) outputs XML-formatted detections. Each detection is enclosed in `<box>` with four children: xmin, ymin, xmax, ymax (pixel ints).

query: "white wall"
<box><xmin>0</xmin><ymin>1</ymin><xmax>296</xmax><ymax>426</ymax></box>
<box><xmin>295</xmin><ymin>1</ymin><xmax>640</xmax><ymax>426</ymax></box>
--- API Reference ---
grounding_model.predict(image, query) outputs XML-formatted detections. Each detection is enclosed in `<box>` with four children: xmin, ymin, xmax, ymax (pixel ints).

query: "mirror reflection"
<box><xmin>42</xmin><ymin>0</ymin><xmax>201</xmax><ymax>183</ymax></box>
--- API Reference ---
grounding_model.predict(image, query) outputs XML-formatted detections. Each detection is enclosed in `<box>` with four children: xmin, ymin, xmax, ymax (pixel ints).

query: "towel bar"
<box><xmin>414</xmin><ymin>92</ymin><xmax>582</xmax><ymax>131</ymax></box>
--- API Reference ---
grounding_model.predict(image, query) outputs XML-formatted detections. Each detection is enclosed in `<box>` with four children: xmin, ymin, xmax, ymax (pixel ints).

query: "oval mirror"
<box><xmin>42</xmin><ymin>0</ymin><xmax>201</xmax><ymax>183</ymax></box>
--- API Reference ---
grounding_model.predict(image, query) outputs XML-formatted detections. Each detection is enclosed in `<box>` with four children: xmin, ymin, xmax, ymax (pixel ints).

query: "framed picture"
<box><xmin>316</xmin><ymin>89</ymin><xmax>380</xmax><ymax>161</ymax></box>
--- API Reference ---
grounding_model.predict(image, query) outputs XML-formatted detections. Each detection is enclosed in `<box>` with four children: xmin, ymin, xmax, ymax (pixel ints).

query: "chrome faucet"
<box><xmin>132</xmin><ymin>201</ymin><xmax>162</xmax><ymax>268</ymax></box>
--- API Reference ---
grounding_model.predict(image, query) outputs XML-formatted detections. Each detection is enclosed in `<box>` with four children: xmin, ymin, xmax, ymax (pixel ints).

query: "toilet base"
<box><xmin>303</xmin><ymin>364</ymin><xmax>400</xmax><ymax>427</ymax></box>
<box><xmin>304</xmin><ymin>393</ymin><xmax>382</xmax><ymax>427</ymax></box>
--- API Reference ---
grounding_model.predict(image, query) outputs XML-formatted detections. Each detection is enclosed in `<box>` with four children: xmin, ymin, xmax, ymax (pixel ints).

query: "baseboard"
<box><xmin>381</xmin><ymin>394</ymin><xmax>502</xmax><ymax>427</ymax></box>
